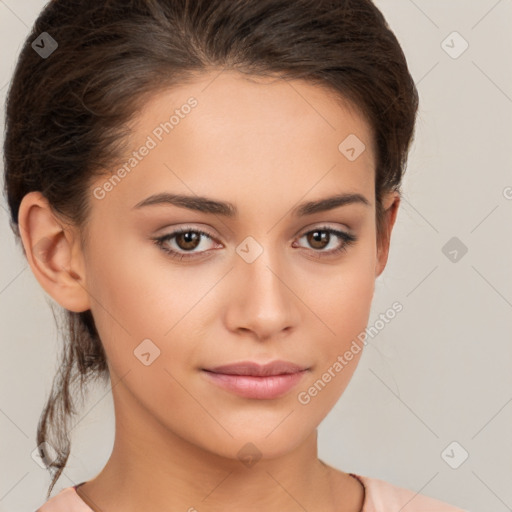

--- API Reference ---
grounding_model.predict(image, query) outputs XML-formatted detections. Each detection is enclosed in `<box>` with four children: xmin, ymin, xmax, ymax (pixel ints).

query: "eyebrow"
<box><xmin>132</xmin><ymin>192</ymin><xmax>371</xmax><ymax>217</ymax></box>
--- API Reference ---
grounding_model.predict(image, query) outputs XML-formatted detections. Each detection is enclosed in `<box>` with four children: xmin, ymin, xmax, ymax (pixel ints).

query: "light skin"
<box><xmin>19</xmin><ymin>70</ymin><xmax>399</xmax><ymax>512</ymax></box>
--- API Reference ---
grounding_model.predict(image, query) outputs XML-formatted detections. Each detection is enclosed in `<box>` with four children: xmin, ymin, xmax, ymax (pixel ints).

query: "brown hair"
<box><xmin>3</xmin><ymin>0</ymin><xmax>418</xmax><ymax>498</ymax></box>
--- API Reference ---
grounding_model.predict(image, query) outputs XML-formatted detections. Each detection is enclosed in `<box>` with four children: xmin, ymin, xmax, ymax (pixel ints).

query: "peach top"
<box><xmin>36</xmin><ymin>473</ymin><xmax>468</xmax><ymax>511</ymax></box>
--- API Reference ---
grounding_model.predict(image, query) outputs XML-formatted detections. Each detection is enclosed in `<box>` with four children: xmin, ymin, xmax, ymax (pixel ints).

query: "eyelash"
<box><xmin>152</xmin><ymin>225</ymin><xmax>357</xmax><ymax>261</ymax></box>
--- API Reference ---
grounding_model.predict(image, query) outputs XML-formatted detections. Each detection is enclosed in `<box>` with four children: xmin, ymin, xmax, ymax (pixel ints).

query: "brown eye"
<box><xmin>153</xmin><ymin>227</ymin><xmax>219</xmax><ymax>261</ymax></box>
<box><xmin>174</xmin><ymin>231</ymin><xmax>202</xmax><ymax>251</ymax></box>
<box><xmin>306</xmin><ymin>230</ymin><xmax>330</xmax><ymax>250</ymax></box>
<box><xmin>294</xmin><ymin>226</ymin><xmax>357</xmax><ymax>257</ymax></box>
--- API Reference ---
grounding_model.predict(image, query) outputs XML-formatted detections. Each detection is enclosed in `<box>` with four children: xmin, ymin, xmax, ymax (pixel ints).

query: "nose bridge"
<box><xmin>236</xmin><ymin>232</ymin><xmax>287</xmax><ymax>298</ymax></box>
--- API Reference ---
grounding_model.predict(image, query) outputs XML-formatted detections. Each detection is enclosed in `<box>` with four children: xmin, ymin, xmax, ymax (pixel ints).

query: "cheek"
<box><xmin>306</xmin><ymin>243</ymin><xmax>376</xmax><ymax>344</ymax></box>
<box><xmin>313</xmin><ymin>280</ymin><xmax>373</xmax><ymax>367</ymax></box>
<box><xmin>300</xmin><ymin>241</ymin><xmax>376</xmax><ymax>400</ymax></box>
<box><xmin>82</xmin><ymin>228</ymin><xmax>163</xmax><ymax>364</ymax></box>
<box><xmin>297</xmin><ymin>270</ymin><xmax>375</xmax><ymax>415</ymax></box>
<box><xmin>83</xmin><ymin>229</ymin><xmax>215</xmax><ymax>373</ymax></box>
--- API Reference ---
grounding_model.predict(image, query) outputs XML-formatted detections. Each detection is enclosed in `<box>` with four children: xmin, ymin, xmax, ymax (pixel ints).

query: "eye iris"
<box><xmin>176</xmin><ymin>231</ymin><xmax>201</xmax><ymax>251</ymax></box>
<box><xmin>308</xmin><ymin>230</ymin><xmax>329</xmax><ymax>249</ymax></box>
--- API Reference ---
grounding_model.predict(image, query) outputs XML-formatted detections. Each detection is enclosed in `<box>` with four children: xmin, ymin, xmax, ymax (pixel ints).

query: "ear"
<box><xmin>17</xmin><ymin>191</ymin><xmax>91</xmax><ymax>312</ymax></box>
<box><xmin>375</xmin><ymin>191</ymin><xmax>400</xmax><ymax>278</ymax></box>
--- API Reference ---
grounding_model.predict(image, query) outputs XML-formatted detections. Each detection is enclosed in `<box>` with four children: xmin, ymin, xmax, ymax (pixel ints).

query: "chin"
<box><xmin>210</xmin><ymin>426</ymin><xmax>312</xmax><ymax>463</ymax></box>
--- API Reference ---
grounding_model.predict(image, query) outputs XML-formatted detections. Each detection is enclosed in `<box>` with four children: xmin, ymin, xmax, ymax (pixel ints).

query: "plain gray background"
<box><xmin>1</xmin><ymin>1</ymin><xmax>511</xmax><ymax>511</ymax></box>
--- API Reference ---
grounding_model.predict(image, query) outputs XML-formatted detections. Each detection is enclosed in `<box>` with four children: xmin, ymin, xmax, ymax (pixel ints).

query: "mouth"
<box><xmin>202</xmin><ymin>360</ymin><xmax>310</xmax><ymax>377</ymax></box>
<box><xmin>201</xmin><ymin>360</ymin><xmax>310</xmax><ymax>399</ymax></box>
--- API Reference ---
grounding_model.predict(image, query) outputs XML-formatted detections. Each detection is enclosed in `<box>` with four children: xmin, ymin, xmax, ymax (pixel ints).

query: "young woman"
<box><xmin>4</xmin><ymin>1</ymin><xmax>467</xmax><ymax>510</ymax></box>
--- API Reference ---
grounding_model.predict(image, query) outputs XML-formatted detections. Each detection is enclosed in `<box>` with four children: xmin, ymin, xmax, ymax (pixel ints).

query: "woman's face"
<box><xmin>75</xmin><ymin>71</ymin><xmax>396</xmax><ymax>460</ymax></box>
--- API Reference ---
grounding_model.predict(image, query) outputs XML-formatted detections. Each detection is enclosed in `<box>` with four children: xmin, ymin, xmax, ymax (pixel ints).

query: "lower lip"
<box><xmin>202</xmin><ymin>370</ymin><xmax>308</xmax><ymax>399</ymax></box>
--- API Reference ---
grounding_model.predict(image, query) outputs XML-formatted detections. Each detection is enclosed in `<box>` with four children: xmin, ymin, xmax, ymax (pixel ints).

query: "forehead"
<box><xmin>134</xmin><ymin>69</ymin><xmax>374</xmax><ymax>154</ymax></box>
<box><xmin>92</xmin><ymin>70</ymin><xmax>375</xmax><ymax>213</ymax></box>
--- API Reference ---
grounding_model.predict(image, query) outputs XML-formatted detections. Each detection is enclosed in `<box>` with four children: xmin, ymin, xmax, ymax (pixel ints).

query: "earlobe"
<box><xmin>18</xmin><ymin>191</ymin><xmax>91</xmax><ymax>312</ymax></box>
<box><xmin>375</xmin><ymin>191</ymin><xmax>400</xmax><ymax>278</ymax></box>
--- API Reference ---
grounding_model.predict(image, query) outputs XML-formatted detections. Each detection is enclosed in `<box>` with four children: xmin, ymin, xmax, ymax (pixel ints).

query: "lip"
<box><xmin>202</xmin><ymin>360</ymin><xmax>310</xmax><ymax>400</ymax></box>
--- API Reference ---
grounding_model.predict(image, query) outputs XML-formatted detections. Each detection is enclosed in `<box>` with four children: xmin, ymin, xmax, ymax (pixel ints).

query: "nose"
<box><xmin>223</xmin><ymin>244</ymin><xmax>301</xmax><ymax>341</ymax></box>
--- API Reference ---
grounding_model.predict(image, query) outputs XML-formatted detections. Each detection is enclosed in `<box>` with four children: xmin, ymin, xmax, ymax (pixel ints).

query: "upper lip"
<box><xmin>203</xmin><ymin>360</ymin><xmax>309</xmax><ymax>377</ymax></box>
